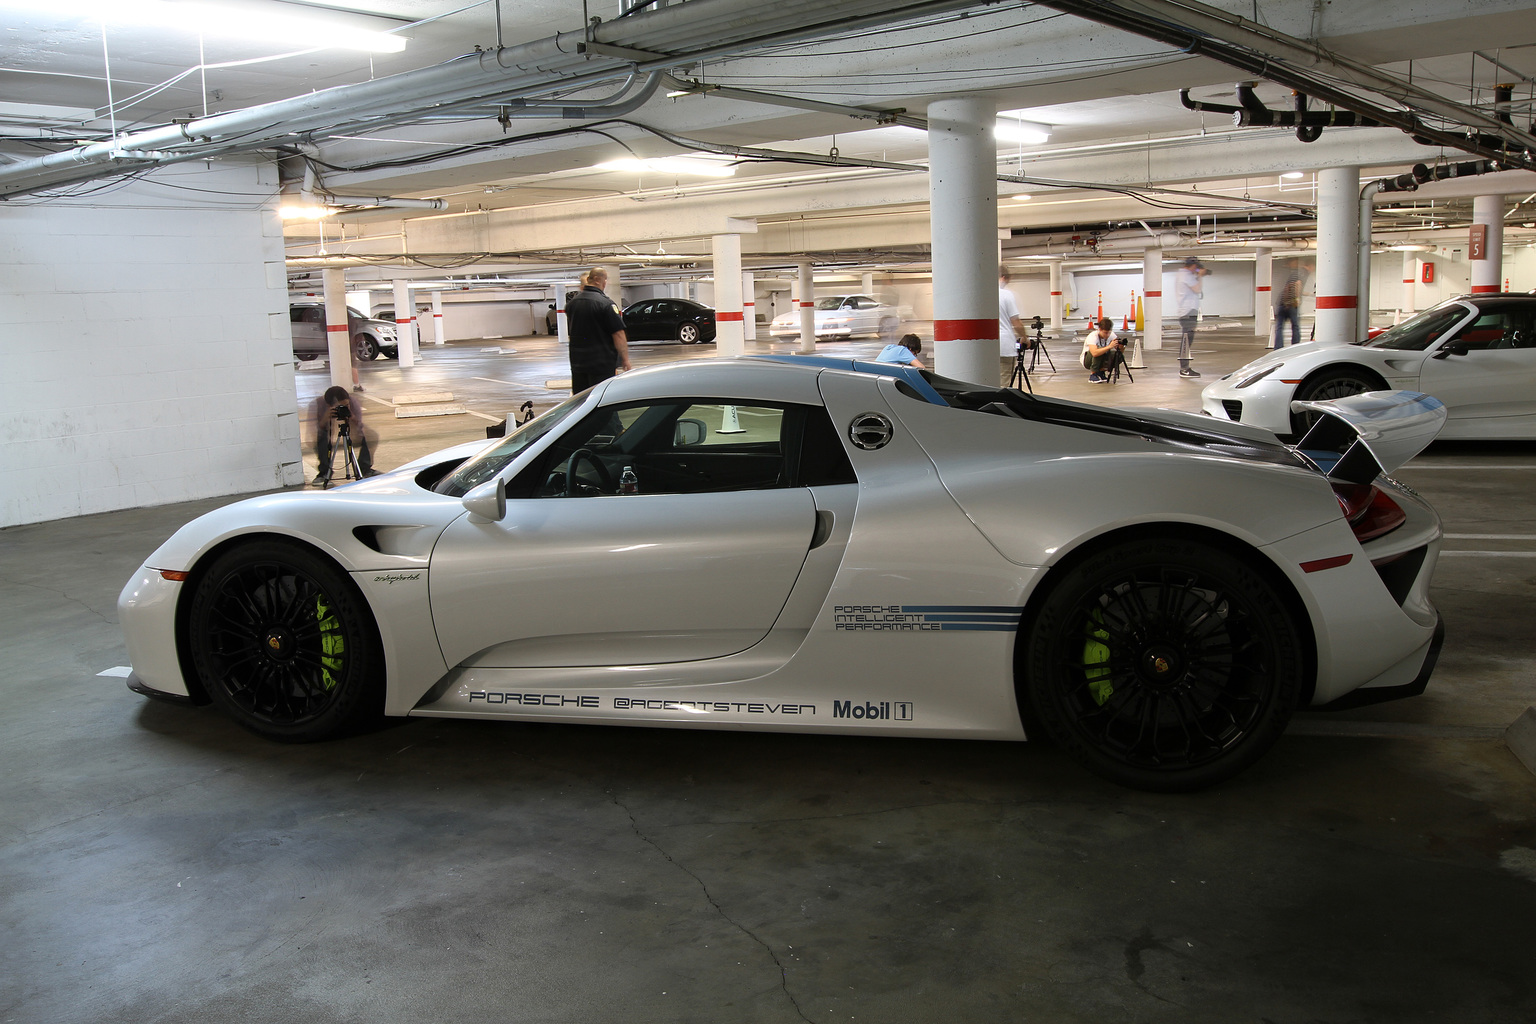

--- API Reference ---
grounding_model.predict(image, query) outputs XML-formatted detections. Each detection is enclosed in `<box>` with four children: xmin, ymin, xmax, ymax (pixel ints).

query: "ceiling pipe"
<box><xmin>0</xmin><ymin>0</ymin><xmax>984</xmax><ymax>199</ymax></box>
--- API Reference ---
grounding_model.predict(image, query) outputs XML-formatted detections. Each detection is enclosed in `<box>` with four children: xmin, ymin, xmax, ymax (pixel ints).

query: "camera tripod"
<box><xmin>1100</xmin><ymin>342</ymin><xmax>1135</xmax><ymax>383</ymax></box>
<box><xmin>319</xmin><ymin>417</ymin><xmax>363</xmax><ymax>490</ymax></box>
<box><xmin>1005</xmin><ymin>341</ymin><xmax>1034</xmax><ymax>394</ymax></box>
<box><xmin>1027</xmin><ymin>323</ymin><xmax>1056</xmax><ymax>373</ymax></box>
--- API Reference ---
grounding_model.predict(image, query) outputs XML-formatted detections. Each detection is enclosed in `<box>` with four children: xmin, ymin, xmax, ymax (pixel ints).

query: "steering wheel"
<box><xmin>564</xmin><ymin>448</ymin><xmax>614</xmax><ymax>496</ymax></box>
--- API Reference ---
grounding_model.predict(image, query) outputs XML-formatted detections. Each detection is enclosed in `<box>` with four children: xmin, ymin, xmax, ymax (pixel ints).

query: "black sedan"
<box><xmin>623</xmin><ymin>298</ymin><xmax>717</xmax><ymax>344</ymax></box>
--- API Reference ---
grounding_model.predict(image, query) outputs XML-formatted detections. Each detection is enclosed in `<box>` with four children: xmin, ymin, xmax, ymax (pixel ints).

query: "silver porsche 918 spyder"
<box><xmin>119</xmin><ymin>357</ymin><xmax>1448</xmax><ymax>790</ymax></box>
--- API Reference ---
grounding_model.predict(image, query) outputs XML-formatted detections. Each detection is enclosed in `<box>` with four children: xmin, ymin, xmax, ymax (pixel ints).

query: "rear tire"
<box><xmin>187</xmin><ymin>540</ymin><xmax>383</xmax><ymax>742</ymax></box>
<box><xmin>678</xmin><ymin>322</ymin><xmax>702</xmax><ymax>344</ymax></box>
<box><xmin>1021</xmin><ymin>537</ymin><xmax>1303</xmax><ymax>791</ymax></box>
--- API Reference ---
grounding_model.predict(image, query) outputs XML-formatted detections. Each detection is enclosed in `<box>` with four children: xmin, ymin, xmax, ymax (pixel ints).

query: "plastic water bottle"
<box><xmin>619</xmin><ymin>465</ymin><xmax>638</xmax><ymax>495</ymax></box>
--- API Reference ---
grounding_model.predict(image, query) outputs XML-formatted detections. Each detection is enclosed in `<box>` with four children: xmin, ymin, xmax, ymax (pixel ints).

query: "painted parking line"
<box><xmin>1401</xmin><ymin>464</ymin><xmax>1536</xmax><ymax>470</ymax></box>
<box><xmin>1443</xmin><ymin>534</ymin><xmax>1536</xmax><ymax>540</ymax></box>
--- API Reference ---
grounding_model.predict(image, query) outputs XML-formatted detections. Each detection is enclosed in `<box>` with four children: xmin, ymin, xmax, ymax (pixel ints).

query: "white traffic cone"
<box><xmin>717</xmin><ymin>404</ymin><xmax>746</xmax><ymax>434</ymax></box>
<box><xmin>1128</xmin><ymin>333</ymin><xmax>1146</xmax><ymax>369</ymax></box>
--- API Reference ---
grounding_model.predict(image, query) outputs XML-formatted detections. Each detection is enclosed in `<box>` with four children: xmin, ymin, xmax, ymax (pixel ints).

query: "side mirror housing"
<box><xmin>674</xmin><ymin>418</ymin><xmax>707</xmax><ymax>446</ymax></box>
<box><xmin>1432</xmin><ymin>341</ymin><xmax>1469</xmax><ymax>360</ymax></box>
<box><xmin>463</xmin><ymin>477</ymin><xmax>507</xmax><ymax>523</ymax></box>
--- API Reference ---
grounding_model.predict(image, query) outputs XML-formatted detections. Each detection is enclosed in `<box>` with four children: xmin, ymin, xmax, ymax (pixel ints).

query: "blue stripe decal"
<box><xmin>938</xmin><ymin>623</ymin><xmax>1019</xmax><ymax>631</ymax></box>
<box><xmin>901</xmin><ymin>605</ymin><xmax>1019</xmax><ymax>614</ymax></box>
<box><xmin>920</xmin><ymin>614</ymin><xmax>1020</xmax><ymax>623</ymax></box>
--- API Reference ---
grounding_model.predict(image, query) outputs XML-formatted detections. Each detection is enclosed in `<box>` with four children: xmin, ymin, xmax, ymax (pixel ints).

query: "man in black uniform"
<box><xmin>564</xmin><ymin>267</ymin><xmax>631</xmax><ymax>393</ymax></box>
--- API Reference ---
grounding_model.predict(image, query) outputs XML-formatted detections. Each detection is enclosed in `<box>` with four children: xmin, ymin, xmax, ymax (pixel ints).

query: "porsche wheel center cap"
<box><xmin>263</xmin><ymin>627</ymin><xmax>295</xmax><ymax>661</ymax></box>
<box><xmin>1139</xmin><ymin>645</ymin><xmax>1183</xmax><ymax>686</ymax></box>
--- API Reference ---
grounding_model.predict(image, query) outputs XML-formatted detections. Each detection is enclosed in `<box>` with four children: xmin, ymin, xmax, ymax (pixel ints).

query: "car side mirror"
<box><xmin>463</xmin><ymin>476</ymin><xmax>507</xmax><ymax>523</ymax></box>
<box><xmin>674</xmin><ymin>418</ymin><xmax>707</xmax><ymax>446</ymax></box>
<box><xmin>1432</xmin><ymin>341</ymin><xmax>1469</xmax><ymax>360</ymax></box>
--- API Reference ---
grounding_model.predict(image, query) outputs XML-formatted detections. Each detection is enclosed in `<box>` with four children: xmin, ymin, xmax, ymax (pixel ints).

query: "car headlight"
<box><xmin>1236</xmin><ymin>364</ymin><xmax>1281</xmax><ymax>388</ymax></box>
<box><xmin>378</xmin><ymin>325</ymin><xmax>396</xmax><ymax>339</ymax></box>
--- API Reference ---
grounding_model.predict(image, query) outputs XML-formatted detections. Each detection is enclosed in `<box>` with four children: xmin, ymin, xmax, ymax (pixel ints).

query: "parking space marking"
<box><xmin>1443</xmin><ymin>534</ymin><xmax>1536</xmax><ymax>540</ymax></box>
<box><xmin>1439</xmin><ymin>551</ymin><xmax>1536</xmax><ymax>557</ymax></box>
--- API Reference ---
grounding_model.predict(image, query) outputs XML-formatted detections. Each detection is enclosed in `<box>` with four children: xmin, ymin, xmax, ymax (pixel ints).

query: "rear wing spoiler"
<box><xmin>1291</xmin><ymin>390</ymin><xmax>1446</xmax><ymax>483</ymax></box>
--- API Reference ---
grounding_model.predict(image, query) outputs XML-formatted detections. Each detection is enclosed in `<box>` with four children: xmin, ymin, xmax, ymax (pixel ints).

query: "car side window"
<box><xmin>629</xmin><ymin>301</ymin><xmax>654</xmax><ymax>316</ymax></box>
<box><xmin>300</xmin><ymin>307</ymin><xmax>325</xmax><ymax>324</ymax></box>
<box><xmin>854</xmin><ymin>296</ymin><xmax>879</xmax><ymax>309</ymax></box>
<box><xmin>515</xmin><ymin>401</ymin><xmax>852</xmax><ymax>497</ymax></box>
<box><xmin>1450</xmin><ymin>309</ymin><xmax>1531</xmax><ymax>351</ymax></box>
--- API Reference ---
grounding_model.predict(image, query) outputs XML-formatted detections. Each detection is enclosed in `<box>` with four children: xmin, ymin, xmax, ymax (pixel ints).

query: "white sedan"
<box><xmin>768</xmin><ymin>294</ymin><xmax>900</xmax><ymax>339</ymax></box>
<box><xmin>1203</xmin><ymin>294</ymin><xmax>1536</xmax><ymax>438</ymax></box>
<box><xmin>119</xmin><ymin>357</ymin><xmax>1447</xmax><ymax>791</ymax></box>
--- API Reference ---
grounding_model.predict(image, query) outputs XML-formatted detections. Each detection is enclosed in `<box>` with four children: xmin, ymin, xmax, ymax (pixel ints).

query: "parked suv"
<box><xmin>289</xmin><ymin>303</ymin><xmax>398</xmax><ymax>361</ymax></box>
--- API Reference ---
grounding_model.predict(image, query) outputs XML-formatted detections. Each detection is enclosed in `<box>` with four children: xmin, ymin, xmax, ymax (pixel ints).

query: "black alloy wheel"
<box><xmin>678</xmin><ymin>322</ymin><xmax>702</xmax><ymax>344</ymax></box>
<box><xmin>1022</xmin><ymin>537</ymin><xmax>1303</xmax><ymax>791</ymax></box>
<box><xmin>354</xmin><ymin>334</ymin><xmax>380</xmax><ymax>361</ymax></box>
<box><xmin>187</xmin><ymin>541</ymin><xmax>383</xmax><ymax>741</ymax></box>
<box><xmin>1287</xmin><ymin>366</ymin><xmax>1381</xmax><ymax>437</ymax></box>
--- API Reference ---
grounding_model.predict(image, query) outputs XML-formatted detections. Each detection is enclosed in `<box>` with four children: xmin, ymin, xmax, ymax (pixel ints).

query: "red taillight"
<box><xmin>1331</xmin><ymin>483</ymin><xmax>1406</xmax><ymax>543</ymax></box>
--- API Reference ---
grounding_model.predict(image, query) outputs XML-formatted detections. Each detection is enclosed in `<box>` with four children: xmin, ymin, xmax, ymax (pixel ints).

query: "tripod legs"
<box><xmin>319</xmin><ymin>428</ymin><xmax>363</xmax><ymax>490</ymax></box>
<box><xmin>1006</xmin><ymin>353</ymin><xmax>1033</xmax><ymax>394</ymax></box>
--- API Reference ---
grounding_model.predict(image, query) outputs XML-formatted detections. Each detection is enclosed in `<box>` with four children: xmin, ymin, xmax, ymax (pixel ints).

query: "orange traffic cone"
<box><xmin>1096</xmin><ymin>291</ymin><xmax>1103</xmax><ymax>321</ymax></box>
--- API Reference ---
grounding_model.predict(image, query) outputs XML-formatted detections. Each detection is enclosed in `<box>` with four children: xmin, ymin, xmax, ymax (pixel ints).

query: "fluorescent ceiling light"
<box><xmin>0</xmin><ymin>101</ymin><xmax>98</xmax><ymax>124</ymax></box>
<box><xmin>594</xmin><ymin>155</ymin><xmax>736</xmax><ymax>178</ymax></box>
<box><xmin>1281</xmin><ymin>171</ymin><xmax>1305</xmax><ymax>179</ymax></box>
<box><xmin>1009</xmin><ymin>194</ymin><xmax>1032</xmax><ymax>202</ymax></box>
<box><xmin>27</xmin><ymin>0</ymin><xmax>407</xmax><ymax>53</ymax></box>
<box><xmin>994</xmin><ymin>116</ymin><xmax>1050</xmax><ymax>146</ymax></box>
<box><xmin>1386</xmin><ymin>243</ymin><xmax>1434</xmax><ymax>251</ymax></box>
<box><xmin>279</xmin><ymin>203</ymin><xmax>335</xmax><ymax>220</ymax></box>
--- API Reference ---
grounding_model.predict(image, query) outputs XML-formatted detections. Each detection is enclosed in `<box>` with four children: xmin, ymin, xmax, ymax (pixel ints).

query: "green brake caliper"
<box><xmin>316</xmin><ymin>595</ymin><xmax>345</xmax><ymax>691</ymax></box>
<box><xmin>1083</xmin><ymin>607</ymin><xmax>1113</xmax><ymax>705</ymax></box>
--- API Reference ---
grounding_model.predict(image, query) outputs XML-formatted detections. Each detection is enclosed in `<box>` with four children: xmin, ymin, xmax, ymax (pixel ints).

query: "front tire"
<box><xmin>354</xmin><ymin>334</ymin><xmax>380</xmax><ymax>361</ymax></box>
<box><xmin>1021</xmin><ymin>537</ymin><xmax>1303</xmax><ymax>791</ymax></box>
<box><xmin>187</xmin><ymin>540</ymin><xmax>383</xmax><ymax>742</ymax></box>
<box><xmin>1288</xmin><ymin>366</ymin><xmax>1382</xmax><ymax>436</ymax></box>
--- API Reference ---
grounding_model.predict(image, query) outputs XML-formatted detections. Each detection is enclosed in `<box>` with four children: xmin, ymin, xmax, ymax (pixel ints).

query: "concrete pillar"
<box><xmin>1471</xmin><ymin>194</ymin><xmax>1505</xmax><ymax>294</ymax></box>
<box><xmin>598</xmin><ymin>264</ymin><xmax>622</xmax><ymax>307</ymax></box>
<box><xmin>322</xmin><ymin>267</ymin><xmax>353</xmax><ymax>392</ymax></box>
<box><xmin>1253</xmin><ymin>247</ymin><xmax>1272</xmax><ymax>340</ymax></box>
<box><xmin>928</xmin><ymin>95</ymin><xmax>999</xmax><ymax>384</ymax></box>
<box><xmin>392</xmin><ymin>279</ymin><xmax>416</xmax><ymax>367</ymax></box>
<box><xmin>430</xmin><ymin>291</ymin><xmax>445</xmax><ymax>345</ymax></box>
<box><xmin>797</xmin><ymin>260</ymin><xmax>816</xmax><ymax>354</ymax></box>
<box><xmin>742</xmin><ymin>271</ymin><xmax>757</xmax><ymax>340</ymax></box>
<box><xmin>556</xmin><ymin>283</ymin><xmax>572</xmax><ymax>349</ymax></box>
<box><xmin>861</xmin><ymin>271</ymin><xmax>874</xmax><ymax>294</ymax></box>
<box><xmin>1142</xmin><ymin>249</ymin><xmax>1163</xmax><ymax>351</ymax></box>
<box><xmin>1315</xmin><ymin>166</ymin><xmax>1360</xmax><ymax>346</ymax></box>
<box><xmin>1049</xmin><ymin>260</ymin><xmax>1064</xmax><ymax>332</ymax></box>
<box><xmin>1401</xmin><ymin>251</ymin><xmax>1417</xmax><ymax>315</ymax></box>
<box><xmin>712</xmin><ymin>233</ymin><xmax>745</xmax><ymax>358</ymax></box>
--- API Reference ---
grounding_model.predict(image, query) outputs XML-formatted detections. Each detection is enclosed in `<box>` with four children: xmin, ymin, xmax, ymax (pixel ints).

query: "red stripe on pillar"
<box><xmin>1255</xmin><ymin>286</ymin><xmax>1271</xmax><ymax>292</ymax></box>
<box><xmin>1144</xmin><ymin>290</ymin><xmax>1162</xmax><ymax>297</ymax></box>
<box><xmin>396</xmin><ymin>318</ymin><xmax>411</xmax><ymax>324</ymax></box>
<box><xmin>1315</xmin><ymin>295</ymin><xmax>1358</xmax><ymax>309</ymax></box>
<box><xmin>933</xmin><ymin>319</ymin><xmax>1001</xmax><ymax>341</ymax></box>
<box><xmin>1403</xmin><ymin>279</ymin><xmax>1415</xmax><ymax>284</ymax></box>
<box><xmin>325</xmin><ymin>324</ymin><xmax>348</xmax><ymax>333</ymax></box>
<box><xmin>798</xmin><ymin>301</ymin><xmax>815</xmax><ymax>308</ymax></box>
<box><xmin>1049</xmin><ymin>290</ymin><xmax>1062</xmax><ymax>296</ymax></box>
<box><xmin>716</xmin><ymin>311</ymin><xmax>745</xmax><ymax>322</ymax></box>
<box><xmin>1470</xmin><ymin>284</ymin><xmax>1500</xmax><ymax>293</ymax></box>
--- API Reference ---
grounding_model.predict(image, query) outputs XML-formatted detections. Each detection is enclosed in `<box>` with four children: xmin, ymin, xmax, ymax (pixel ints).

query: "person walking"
<box><xmin>1175</xmin><ymin>256</ymin><xmax>1209</xmax><ymax>378</ymax></box>
<box><xmin>1274</xmin><ymin>261</ymin><xmax>1303</xmax><ymax>348</ymax></box>
<box><xmin>564</xmin><ymin>267</ymin><xmax>631</xmax><ymax>393</ymax></box>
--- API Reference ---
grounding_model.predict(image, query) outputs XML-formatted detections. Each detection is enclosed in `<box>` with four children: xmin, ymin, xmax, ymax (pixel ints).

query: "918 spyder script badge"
<box><xmin>373</xmin><ymin>572</ymin><xmax>422</xmax><ymax>585</ymax></box>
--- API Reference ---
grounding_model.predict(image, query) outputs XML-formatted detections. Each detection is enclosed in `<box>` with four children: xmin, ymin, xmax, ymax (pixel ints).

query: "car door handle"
<box><xmin>810</xmin><ymin>509</ymin><xmax>834</xmax><ymax>549</ymax></box>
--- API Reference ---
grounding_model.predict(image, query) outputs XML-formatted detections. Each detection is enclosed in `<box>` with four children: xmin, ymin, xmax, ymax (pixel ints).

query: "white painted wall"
<box><xmin>0</xmin><ymin>164</ymin><xmax>300</xmax><ymax>527</ymax></box>
<box><xmin>1068</xmin><ymin>263</ymin><xmax>1256</xmax><ymax>321</ymax></box>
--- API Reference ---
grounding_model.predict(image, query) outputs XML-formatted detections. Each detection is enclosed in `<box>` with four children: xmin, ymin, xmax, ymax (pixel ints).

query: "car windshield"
<box><xmin>433</xmin><ymin>393</ymin><xmax>588</xmax><ymax>497</ymax></box>
<box><xmin>1362</xmin><ymin>303</ymin><xmax>1467</xmax><ymax>351</ymax></box>
<box><xmin>815</xmin><ymin>297</ymin><xmax>849</xmax><ymax>311</ymax></box>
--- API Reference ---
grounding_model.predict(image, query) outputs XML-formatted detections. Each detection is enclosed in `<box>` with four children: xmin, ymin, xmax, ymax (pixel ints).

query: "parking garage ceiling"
<box><xmin>3</xmin><ymin>0</ymin><xmax>1535</xmax><ymax>278</ymax></box>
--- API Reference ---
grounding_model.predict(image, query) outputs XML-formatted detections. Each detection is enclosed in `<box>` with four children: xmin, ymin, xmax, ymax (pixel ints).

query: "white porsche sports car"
<box><xmin>1202</xmin><ymin>294</ymin><xmax>1536</xmax><ymax>439</ymax></box>
<box><xmin>120</xmin><ymin>357</ymin><xmax>1448</xmax><ymax>791</ymax></box>
<box><xmin>768</xmin><ymin>294</ymin><xmax>900</xmax><ymax>339</ymax></box>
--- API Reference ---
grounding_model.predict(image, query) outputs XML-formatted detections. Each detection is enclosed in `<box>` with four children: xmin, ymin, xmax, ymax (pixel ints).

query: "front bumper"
<box><xmin>1201</xmin><ymin>376</ymin><xmax>1294</xmax><ymax>435</ymax></box>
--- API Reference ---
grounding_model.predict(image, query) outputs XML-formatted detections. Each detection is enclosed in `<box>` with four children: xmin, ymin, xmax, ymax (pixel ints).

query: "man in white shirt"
<box><xmin>1175</xmin><ymin>256</ymin><xmax>1209</xmax><ymax>378</ymax></box>
<box><xmin>1081</xmin><ymin>318</ymin><xmax>1124</xmax><ymax>383</ymax></box>
<box><xmin>999</xmin><ymin>266</ymin><xmax>1028</xmax><ymax>359</ymax></box>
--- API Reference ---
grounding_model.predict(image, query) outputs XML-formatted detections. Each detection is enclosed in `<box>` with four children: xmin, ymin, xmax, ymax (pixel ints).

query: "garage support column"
<box><xmin>861</xmin><ymin>272</ymin><xmax>874</xmax><ymax>294</ymax></box>
<box><xmin>1401</xmin><ymin>251</ymin><xmax>1417</xmax><ymax>316</ymax></box>
<box><xmin>742</xmin><ymin>272</ymin><xmax>757</xmax><ymax>340</ymax></box>
<box><xmin>1142</xmin><ymin>249</ymin><xmax>1163</xmax><ymax>351</ymax></box>
<box><xmin>1049</xmin><ymin>260</ymin><xmax>1064</xmax><ymax>332</ymax></box>
<box><xmin>797</xmin><ymin>260</ymin><xmax>816</xmax><ymax>354</ymax></box>
<box><xmin>1253</xmin><ymin>247</ymin><xmax>1272</xmax><ymax>340</ymax></box>
<box><xmin>598</xmin><ymin>264</ymin><xmax>622</xmax><ymax>306</ymax></box>
<box><xmin>430</xmin><ymin>291</ymin><xmax>445</xmax><ymax>346</ymax></box>
<box><xmin>556</xmin><ymin>282</ymin><xmax>572</xmax><ymax>349</ymax></box>
<box><xmin>1315</xmin><ymin>166</ymin><xmax>1360</xmax><ymax>346</ymax></box>
<box><xmin>712</xmin><ymin>233</ymin><xmax>745</xmax><ymax>358</ymax></box>
<box><xmin>322</xmin><ymin>268</ymin><xmax>354</xmax><ymax>391</ymax></box>
<box><xmin>928</xmin><ymin>95</ymin><xmax>999</xmax><ymax>384</ymax></box>
<box><xmin>392</xmin><ymin>279</ymin><xmax>417</xmax><ymax>368</ymax></box>
<box><xmin>1471</xmin><ymin>194</ymin><xmax>1505</xmax><ymax>294</ymax></box>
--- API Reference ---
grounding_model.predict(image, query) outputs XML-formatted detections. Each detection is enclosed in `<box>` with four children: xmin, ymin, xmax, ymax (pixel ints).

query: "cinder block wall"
<box><xmin>0</xmin><ymin>163</ymin><xmax>303</xmax><ymax>528</ymax></box>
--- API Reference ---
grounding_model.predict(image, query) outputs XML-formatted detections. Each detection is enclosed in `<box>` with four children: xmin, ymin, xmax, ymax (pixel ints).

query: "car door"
<box><xmin>429</xmin><ymin>398</ymin><xmax>821</xmax><ymax>670</ymax></box>
<box><xmin>623</xmin><ymin>300</ymin><xmax>658</xmax><ymax>340</ymax></box>
<box><xmin>1418</xmin><ymin>304</ymin><xmax>1536</xmax><ymax>432</ymax></box>
<box><xmin>288</xmin><ymin>305</ymin><xmax>325</xmax><ymax>356</ymax></box>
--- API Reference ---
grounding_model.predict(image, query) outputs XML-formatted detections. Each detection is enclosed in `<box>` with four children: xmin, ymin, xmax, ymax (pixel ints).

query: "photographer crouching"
<box><xmin>1080</xmin><ymin>318</ymin><xmax>1125</xmax><ymax>383</ymax></box>
<box><xmin>312</xmin><ymin>385</ymin><xmax>377</xmax><ymax>486</ymax></box>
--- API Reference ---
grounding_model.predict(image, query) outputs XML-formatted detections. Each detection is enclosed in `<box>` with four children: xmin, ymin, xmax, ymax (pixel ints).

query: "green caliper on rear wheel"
<box><xmin>316</xmin><ymin>595</ymin><xmax>345</xmax><ymax>691</ymax></box>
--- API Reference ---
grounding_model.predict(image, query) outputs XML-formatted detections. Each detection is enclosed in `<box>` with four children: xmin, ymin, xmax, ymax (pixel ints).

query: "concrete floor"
<box><xmin>5</xmin><ymin>324</ymin><xmax>1536</xmax><ymax>1023</ymax></box>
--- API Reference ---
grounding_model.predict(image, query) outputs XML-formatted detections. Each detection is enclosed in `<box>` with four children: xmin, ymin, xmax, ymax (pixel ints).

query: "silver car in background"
<box><xmin>289</xmin><ymin>303</ymin><xmax>399</xmax><ymax>361</ymax></box>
